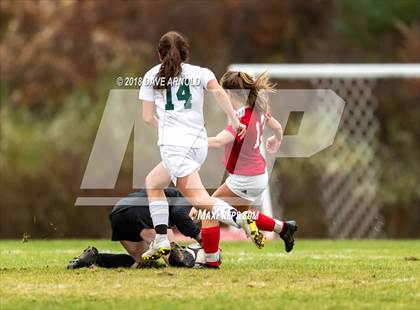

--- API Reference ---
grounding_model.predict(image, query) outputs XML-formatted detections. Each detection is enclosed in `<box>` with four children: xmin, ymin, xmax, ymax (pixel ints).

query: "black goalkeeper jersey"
<box><xmin>109</xmin><ymin>188</ymin><xmax>199</xmax><ymax>242</ymax></box>
<box><xmin>110</xmin><ymin>187</ymin><xmax>191</xmax><ymax>216</ymax></box>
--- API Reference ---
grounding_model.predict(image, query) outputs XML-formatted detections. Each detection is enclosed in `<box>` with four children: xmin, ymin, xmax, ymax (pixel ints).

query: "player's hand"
<box><xmin>266</xmin><ymin>135</ymin><xmax>281</xmax><ymax>154</ymax></box>
<box><xmin>233</xmin><ymin>122</ymin><xmax>247</xmax><ymax>139</ymax></box>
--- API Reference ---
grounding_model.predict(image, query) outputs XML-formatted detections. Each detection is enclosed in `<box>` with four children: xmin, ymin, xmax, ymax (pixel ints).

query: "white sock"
<box><xmin>205</xmin><ymin>250</ymin><xmax>220</xmax><ymax>263</ymax></box>
<box><xmin>155</xmin><ymin>233</ymin><xmax>169</xmax><ymax>243</ymax></box>
<box><xmin>211</xmin><ymin>199</ymin><xmax>242</xmax><ymax>228</ymax></box>
<box><xmin>274</xmin><ymin>219</ymin><xmax>284</xmax><ymax>234</ymax></box>
<box><xmin>150</xmin><ymin>200</ymin><xmax>169</xmax><ymax>231</ymax></box>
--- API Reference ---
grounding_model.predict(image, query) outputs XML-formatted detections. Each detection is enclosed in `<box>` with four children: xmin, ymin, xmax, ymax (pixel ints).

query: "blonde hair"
<box><xmin>220</xmin><ymin>71</ymin><xmax>276</xmax><ymax>114</ymax></box>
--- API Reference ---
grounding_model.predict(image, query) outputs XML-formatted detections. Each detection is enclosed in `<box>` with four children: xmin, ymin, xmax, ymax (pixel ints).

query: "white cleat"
<box><xmin>141</xmin><ymin>238</ymin><xmax>171</xmax><ymax>261</ymax></box>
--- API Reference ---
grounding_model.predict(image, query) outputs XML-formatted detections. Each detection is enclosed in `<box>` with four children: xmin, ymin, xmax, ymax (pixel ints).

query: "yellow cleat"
<box><xmin>141</xmin><ymin>239</ymin><xmax>171</xmax><ymax>261</ymax></box>
<box><xmin>242</xmin><ymin>211</ymin><xmax>266</xmax><ymax>249</ymax></box>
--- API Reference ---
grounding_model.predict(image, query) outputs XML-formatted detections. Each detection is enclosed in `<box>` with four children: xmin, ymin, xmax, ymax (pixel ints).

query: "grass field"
<box><xmin>0</xmin><ymin>240</ymin><xmax>419</xmax><ymax>309</ymax></box>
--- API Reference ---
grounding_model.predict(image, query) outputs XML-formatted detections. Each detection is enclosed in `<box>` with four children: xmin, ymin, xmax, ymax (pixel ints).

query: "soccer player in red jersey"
<box><xmin>201</xmin><ymin>71</ymin><xmax>297</xmax><ymax>266</ymax></box>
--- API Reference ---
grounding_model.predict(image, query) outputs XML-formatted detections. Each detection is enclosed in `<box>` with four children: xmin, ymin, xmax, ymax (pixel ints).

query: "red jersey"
<box><xmin>224</xmin><ymin>107</ymin><xmax>268</xmax><ymax>176</ymax></box>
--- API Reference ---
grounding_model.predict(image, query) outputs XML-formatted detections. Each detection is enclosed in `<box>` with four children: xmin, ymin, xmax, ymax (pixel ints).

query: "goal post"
<box><xmin>228</xmin><ymin>63</ymin><xmax>420</xmax><ymax>238</ymax></box>
<box><xmin>228</xmin><ymin>64</ymin><xmax>420</xmax><ymax>79</ymax></box>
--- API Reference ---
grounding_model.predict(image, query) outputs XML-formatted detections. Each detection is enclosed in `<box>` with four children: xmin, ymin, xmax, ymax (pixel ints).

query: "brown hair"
<box><xmin>220</xmin><ymin>71</ymin><xmax>276</xmax><ymax>114</ymax></box>
<box><xmin>154</xmin><ymin>31</ymin><xmax>190</xmax><ymax>89</ymax></box>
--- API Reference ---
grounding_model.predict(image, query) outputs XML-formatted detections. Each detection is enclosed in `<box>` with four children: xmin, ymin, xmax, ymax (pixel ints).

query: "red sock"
<box><xmin>201</xmin><ymin>225</ymin><xmax>220</xmax><ymax>267</ymax></box>
<box><xmin>255</xmin><ymin>211</ymin><xmax>276</xmax><ymax>232</ymax></box>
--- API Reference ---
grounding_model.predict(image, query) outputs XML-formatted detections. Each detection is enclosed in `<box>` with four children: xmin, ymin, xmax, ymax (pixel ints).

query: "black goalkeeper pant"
<box><xmin>96</xmin><ymin>253</ymin><xmax>136</xmax><ymax>268</ymax></box>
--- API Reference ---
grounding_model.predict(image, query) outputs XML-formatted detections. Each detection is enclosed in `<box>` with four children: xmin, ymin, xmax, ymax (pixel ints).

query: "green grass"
<box><xmin>0</xmin><ymin>240</ymin><xmax>419</xmax><ymax>309</ymax></box>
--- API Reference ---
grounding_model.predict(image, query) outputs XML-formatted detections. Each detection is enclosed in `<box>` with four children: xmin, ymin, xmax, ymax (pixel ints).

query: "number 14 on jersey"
<box><xmin>165</xmin><ymin>84</ymin><xmax>192</xmax><ymax>110</ymax></box>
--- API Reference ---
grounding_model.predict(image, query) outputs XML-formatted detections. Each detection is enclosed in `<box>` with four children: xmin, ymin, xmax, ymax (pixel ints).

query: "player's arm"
<box><xmin>139</xmin><ymin>69</ymin><xmax>158</xmax><ymax>128</ymax></box>
<box><xmin>142</xmin><ymin>100</ymin><xmax>159</xmax><ymax>128</ymax></box>
<box><xmin>265</xmin><ymin>115</ymin><xmax>283</xmax><ymax>154</ymax></box>
<box><xmin>207</xmin><ymin>79</ymin><xmax>246</xmax><ymax>139</ymax></box>
<box><xmin>208</xmin><ymin>130</ymin><xmax>235</xmax><ymax>148</ymax></box>
<box><xmin>169</xmin><ymin>204</ymin><xmax>201</xmax><ymax>242</ymax></box>
<box><xmin>164</xmin><ymin>190</ymin><xmax>201</xmax><ymax>242</ymax></box>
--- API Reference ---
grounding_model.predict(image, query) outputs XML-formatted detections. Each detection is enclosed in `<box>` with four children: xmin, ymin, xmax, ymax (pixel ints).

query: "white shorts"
<box><xmin>160</xmin><ymin>145</ymin><xmax>208</xmax><ymax>184</ymax></box>
<box><xmin>225</xmin><ymin>172</ymin><xmax>268</xmax><ymax>202</ymax></box>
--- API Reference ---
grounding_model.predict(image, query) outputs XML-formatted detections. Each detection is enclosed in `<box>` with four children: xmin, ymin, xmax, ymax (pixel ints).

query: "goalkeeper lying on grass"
<box><xmin>67</xmin><ymin>188</ymin><xmax>204</xmax><ymax>269</ymax></box>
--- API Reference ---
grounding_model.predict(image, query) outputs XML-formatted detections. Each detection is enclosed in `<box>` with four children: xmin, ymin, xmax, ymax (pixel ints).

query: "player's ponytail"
<box><xmin>155</xmin><ymin>31</ymin><xmax>190</xmax><ymax>89</ymax></box>
<box><xmin>251</xmin><ymin>72</ymin><xmax>276</xmax><ymax>114</ymax></box>
<box><xmin>220</xmin><ymin>71</ymin><xmax>276</xmax><ymax>114</ymax></box>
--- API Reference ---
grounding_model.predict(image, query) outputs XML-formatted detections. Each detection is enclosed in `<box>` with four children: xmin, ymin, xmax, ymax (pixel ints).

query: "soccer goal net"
<box><xmin>228</xmin><ymin>63</ymin><xmax>420</xmax><ymax>238</ymax></box>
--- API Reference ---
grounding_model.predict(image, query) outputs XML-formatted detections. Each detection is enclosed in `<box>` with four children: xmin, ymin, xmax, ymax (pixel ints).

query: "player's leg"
<box><xmin>93</xmin><ymin>241</ymin><xmax>141</xmax><ymax>268</ymax></box>
<box><xmin>122</xmin><ymin>229</ymin><xmax>173</xmax><ymax>261</ymax></box>
<box><xmin>215</xmin><ymin>183</ymin><xmax>283</xmax><ymax>233</ymax></box>
<box><xmin>169</xmin><ymin>204</ymin><xmax>201</xmax><ymax>243</ymax></box>
<box><xmin>67</xmin><ymin>246</ymin><xmax>99</xmax><ymax>269</ymax></box>
<box><xmin>177</xmin><ymin>170</ymin><xmax>238</xmax><ymax>223</ymax></box>
<box><xmin>212</xmin><ymin>183</ymin><xmax>265</xmax><ymax>249</ymax></box>
<box><xmin>214</xmin><ymin>181</ymin><xmax>297</xmax><ymax>252</ymax></box>
<box><xmin>143</xmin><ymin>162</ymin><xmax>172</xmax><ymax>259</ymax></box>
<box><xmin>140</xmin><ymin>227</ymin><xmax>175</xmax><ymax>244</ymax></box>
<box><xmin>140</xmin><ymin>228</ymin><xmax>178</xmax><ymax>265</ymax></box>
<box><xmin>120</xmin><ymin>240</ymin><xmax>149</xmax><ymax>262</ymax></box>
<box><xmin>97</xmin><ymin>238</ymin><xmax>170</xmax><ymax>268</ymax></box>
<box><xmin>212</xmin><ymin>182</ymin><xmax>250</xmax><ymax>212</ymax></box>
<box><xmin>67</xmin><ymin>244</ymin><xmax>139</xmax><ymax>269</ymax></box>
<box><xmin>176</xmin><ymin>170</ymin><xmax>264</xmax><ymax>249</ymax></box>
<box><xmin>176</xmin><ymin>174</ymin><xmax>221</xmax><ymax>267</ymax></box>
<box><xmin>77</xmin><ymin>232</ymin><xmax>154</xmax><ymax>269</ymax></box>
<box><xmin>200</xmin><ymin>219</ymin><xmax>221</xmax><ymax>267</ymax></box>
<box><xmin>69</xmin><ymin>209</ymin><xmax>150</xmax><ymax>269</ymax></box>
